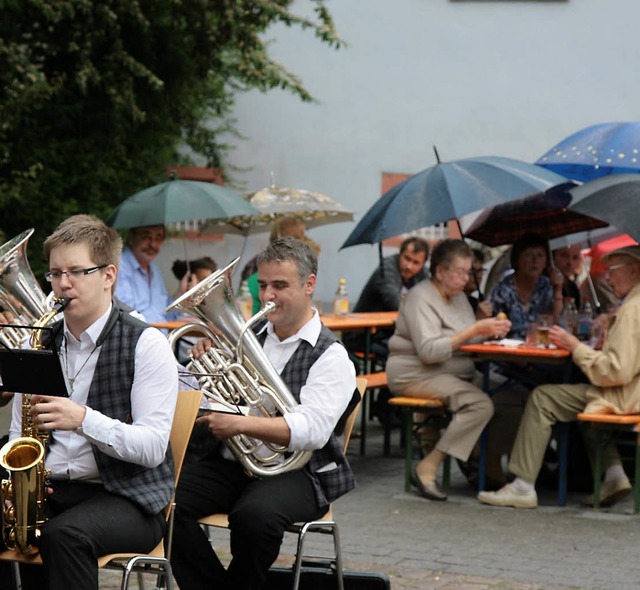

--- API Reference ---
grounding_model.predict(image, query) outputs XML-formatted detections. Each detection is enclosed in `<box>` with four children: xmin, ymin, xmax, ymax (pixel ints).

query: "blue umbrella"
<box><xmin>536</xmin><ymin>122</ymin><xmax>640</xmax><ymax>182</ymax></box>
<box><xmin>341</xmin><ymin>155</ymin><xmax>570</xmax><ymax>248</ymax></box>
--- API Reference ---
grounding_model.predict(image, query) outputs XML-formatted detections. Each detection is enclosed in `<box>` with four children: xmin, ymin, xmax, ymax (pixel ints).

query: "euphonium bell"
<box><xmin>165</xmin><ymin>258</ymin><xmax>312</xmax><ymax>478</ymax></box>
<box><xmin>0</xmin><ymin>228</ymin><xmax>51</xmax><ymax>349</ymax></box>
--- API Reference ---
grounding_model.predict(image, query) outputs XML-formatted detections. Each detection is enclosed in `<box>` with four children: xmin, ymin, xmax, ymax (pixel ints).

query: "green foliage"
<box><xmin>0</xmin><ymin>0</ymin><xmax>343</xmax><ymax>275</ymax></box>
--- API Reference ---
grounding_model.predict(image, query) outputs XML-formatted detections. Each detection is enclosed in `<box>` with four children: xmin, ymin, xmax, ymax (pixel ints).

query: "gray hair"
<box><xmin>256</xmin><ymin>237</ymin><xmax>318</xmax><ymax>284</ymax></box>
<box><xmin>429</xmin><ymin>239</ymin><xmax>472</xmax><ymax>275</ymax></box>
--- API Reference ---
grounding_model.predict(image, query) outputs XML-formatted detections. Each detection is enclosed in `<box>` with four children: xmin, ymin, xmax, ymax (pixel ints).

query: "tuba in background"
<box><xmin>0</xmin><ymin>228</ymin><xmax>68</xmax><ymax>554</ymax></box>
<box><xmin>166</xmin><ymin>258</ymin><xmax>312</xmax><ymax>478</ymax></box>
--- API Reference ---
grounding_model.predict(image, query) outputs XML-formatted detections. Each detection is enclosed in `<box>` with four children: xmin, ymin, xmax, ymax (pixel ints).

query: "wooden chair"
<box><xmin>577</xmin><ymin>411</ymin><xmax>640</xmax><ymax>512</ymax></box>
<box><xmin>0</xmin><ymin>389</ymin><xmax>203</xmax><ymax>590</ymax></box>
<box><xmin>198</xmin><ymin>377</ymin><xmax>367</xmax><ymax>590</ymax></box>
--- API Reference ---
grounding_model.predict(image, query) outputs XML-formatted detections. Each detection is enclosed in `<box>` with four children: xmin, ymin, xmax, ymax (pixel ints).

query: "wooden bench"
<box><xmin>577</xmin><ymin>412</ymin><xmax>640</xmax><ymax>512</ymax></box>
<box><xmin>388</xmin><ymin>396</ymin><xmax>451</xmax><ymax>494</ymax></box>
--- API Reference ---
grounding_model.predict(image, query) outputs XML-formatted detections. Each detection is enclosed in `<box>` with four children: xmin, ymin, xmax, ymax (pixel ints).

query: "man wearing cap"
<box><xmin>478</xmin><ymin>245</ymin><xmax>640</xmax><ymax>509</ymax></box>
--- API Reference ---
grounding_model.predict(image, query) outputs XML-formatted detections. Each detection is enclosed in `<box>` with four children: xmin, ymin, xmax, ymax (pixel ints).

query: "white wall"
<box><xmin>184</xmin><ymin>0</ymin><xmax>640</xmax><ymax>306</ymax></box>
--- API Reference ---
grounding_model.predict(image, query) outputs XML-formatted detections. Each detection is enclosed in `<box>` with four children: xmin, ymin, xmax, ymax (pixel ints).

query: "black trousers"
<box><xmin>13</xmin><ymin>480</ymin><xmax>165</xmax><ymax>590</ymax></box>
<box><xmin>171</xmin><ymin>447</ymin><xmax>325</xmax><ymax>590</ymax></box>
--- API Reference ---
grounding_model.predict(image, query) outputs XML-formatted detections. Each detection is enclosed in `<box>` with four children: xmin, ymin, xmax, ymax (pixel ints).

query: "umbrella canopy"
<box><xmin>536</xmin><ymin>122</ymin><xmax>640</xmax><ymax>182</ymax></box>
<box><xmin>106</xmin><ymin>179</ymin><xmax>260</xmax><ymax>229</ymax></box>
<box><xmin>199</xmin><ymin>185</ymin><xmax>353</xmax><ymax>236</ymax></box>
<box><xmin>568</xmin><ymin>174</ymin><xmax>640</xmax><ymax>243</ymax></box>
<box><xmin>462</xmin><ymin>183</ymin><xmax>608</xmax><ymax>247</ymax></box>
<box><xmin>340</xmin><ymin>156</ymin><xmax>570</xmax><ymax>248</ymax></box>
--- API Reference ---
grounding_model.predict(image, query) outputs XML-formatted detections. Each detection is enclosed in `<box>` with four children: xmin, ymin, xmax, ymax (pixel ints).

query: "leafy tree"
<box><xmin>0</xmin><ymin>0</ymin><xmax>342</xmax><ymax>275</ymax></box>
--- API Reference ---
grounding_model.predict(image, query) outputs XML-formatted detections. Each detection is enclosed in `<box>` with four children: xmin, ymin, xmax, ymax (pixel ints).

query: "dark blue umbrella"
<box><xmin>341</xmin><ymin>155</ymin><xmax>570</xmax><ymax>248</ymax></box>
<box><xmin>536</xmin><ymin>122</ymin><xmax>640</xmax><ymax>182</ymax></box>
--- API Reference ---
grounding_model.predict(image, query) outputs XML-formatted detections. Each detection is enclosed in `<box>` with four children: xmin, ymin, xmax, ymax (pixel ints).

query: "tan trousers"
<box><xmin>397</xmin><ymin>373</ymin><xmax>493</xmax><ymax>462</ymax></box>
<box><xmin>509</xmin><ymin>382</ymin><xmax>621</xmax><ymax>483</ymax></box>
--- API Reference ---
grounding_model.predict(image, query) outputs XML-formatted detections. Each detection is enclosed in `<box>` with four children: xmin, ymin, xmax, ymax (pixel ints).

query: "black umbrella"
<box><xmin>568</xmin><ymin>174</ymin><xmax>640</xmax><ymax>242</ymax></box>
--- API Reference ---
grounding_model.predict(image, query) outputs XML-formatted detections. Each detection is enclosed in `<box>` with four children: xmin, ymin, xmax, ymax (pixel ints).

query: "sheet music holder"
<box><xmin>0</xmin><ymin>323</ymin><xmax>70</xmax><ymax>397</ymax></box>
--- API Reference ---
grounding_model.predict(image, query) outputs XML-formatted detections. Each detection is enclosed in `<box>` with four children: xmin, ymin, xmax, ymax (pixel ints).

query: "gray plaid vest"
<box><xmin>50</xmin><ymin>305</ymin><xmax>175</xmax><ymax>515</ymax></box>
<box><xmin>259</xmin><ymin>324</ymin><xmax>359</xmax><ymax>507</ymax></box>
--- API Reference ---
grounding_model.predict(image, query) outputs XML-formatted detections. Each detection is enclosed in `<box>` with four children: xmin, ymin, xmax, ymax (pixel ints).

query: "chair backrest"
<box><xmin>171</xmin><ymin>390</ymin><xmax>203</xmax><ymax>486</ymax></box>
<box><xmin>342</xmin><ymin>377</ymin><xmax>366</xmax><ymax>453</ymax></box>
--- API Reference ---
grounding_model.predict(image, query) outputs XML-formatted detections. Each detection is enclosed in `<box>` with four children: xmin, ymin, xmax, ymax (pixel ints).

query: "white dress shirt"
<box><xmin>10</xmin><ymin>304</ymin><xmax>179</xmax><ymax>482</ymax></box>
<box><xmin>261</xmin><ymin>310</ymin><xmax>356</xmax><ymax>452</ymax></box>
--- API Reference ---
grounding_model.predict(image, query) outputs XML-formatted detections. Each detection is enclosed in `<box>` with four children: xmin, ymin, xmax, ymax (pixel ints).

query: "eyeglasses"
<box><xmin>44</xmin><ymin>265</ymin><xmax>108</xmax><ymax>283</ymax></box>
<box><xmin>447</xmin><ymin>267</ymin><xmax>473</xmax><ymax>279</ymax></box>
<box><xmin>605</xmin><ymin>263</ymin><xmax>629</xmax><ymax>275</ymax></box>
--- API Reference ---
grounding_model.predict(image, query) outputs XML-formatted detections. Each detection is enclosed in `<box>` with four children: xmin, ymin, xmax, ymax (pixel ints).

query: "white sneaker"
<box><xmin>582</xmin><ymin>475</ymin><xmax>632</xmax><ymax>507</ymax></box>
<box><xmin>477</xmin><ymin>483</ymin><xmax>538</xmax><ymax>509</ymax></box>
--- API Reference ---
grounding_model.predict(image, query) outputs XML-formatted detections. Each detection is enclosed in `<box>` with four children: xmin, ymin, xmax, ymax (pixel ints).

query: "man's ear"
<box><xmin>305</xmin><ymin>274</ymin><xmax>317</xmax><ymax>297</ymax></box>
<box><xmin>104</xmin><ymin>265</ymin><xmax>118</xmax><ymax>291</ymax></box>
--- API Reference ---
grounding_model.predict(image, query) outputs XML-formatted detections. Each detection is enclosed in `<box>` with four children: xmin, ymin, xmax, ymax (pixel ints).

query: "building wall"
<box><xmin>192</xmin><ymin>0</ymin><xmax>640</xmax><ymax>306</ymax></box>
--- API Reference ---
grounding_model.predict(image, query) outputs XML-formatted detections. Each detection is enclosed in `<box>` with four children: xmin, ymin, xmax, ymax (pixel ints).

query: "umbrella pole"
<box><xmin>581</xmin><ymin>250</ymin><xmax>602</xmax><ymax>314</ymax></box>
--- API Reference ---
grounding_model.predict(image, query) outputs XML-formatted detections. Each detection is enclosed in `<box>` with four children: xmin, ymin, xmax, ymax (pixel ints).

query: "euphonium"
<box><xmin>0</xmin><ymin>229</ymin><xmax>51</xmax><ymax>350</ymax></box>
<box><xmin>0</xmin><ymin>229</ymin><xmax>69</xmax><ymax>554</ymax></box>
<box><xmin>165</xmin><ymin>258</ymin><xmax>312</xmax><ymax>478</ymax></box>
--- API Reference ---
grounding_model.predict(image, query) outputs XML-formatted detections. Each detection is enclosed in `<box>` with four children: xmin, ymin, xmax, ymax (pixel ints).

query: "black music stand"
<box><xmin>0</xmin><ymin>325</ymin><xmax>70</xmax><ymax>397</ymax></box>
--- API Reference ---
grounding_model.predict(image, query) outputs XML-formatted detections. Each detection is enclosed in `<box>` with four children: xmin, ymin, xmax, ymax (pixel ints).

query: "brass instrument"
<box><xmin>165</xmin><ymin>258</ymin><xmax>312</xmax><ymax>478</ymax></box>
<box><xmin>0</xmin><ymin>229</ymin><xmax>69</xmax><ymax>554</ymax></box>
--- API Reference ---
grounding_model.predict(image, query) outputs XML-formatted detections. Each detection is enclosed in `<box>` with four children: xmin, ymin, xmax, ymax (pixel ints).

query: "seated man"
<box><xmin>114</xmin><ymin>224</ymin><xmax>185</xmax><ymax>323</ymax></box>
<box><xmin>478</xmin><ymin>245</ymin><xmax>640</xmax><ymax>509</ymax></box>
<box><xmin>344</xmin><ymin>236</ymin><xmax>429</xmax><ymax>360</ymax></box>
<box><xmin>170</xmin><ymin>237</ymin><xmax>358</xmax><ymax>590</ymax></box>
<box><xmin>553</xmin><ymin>244</ymin><xmax>582</xmax><ymax>308</ymax></box>
<box><xmin>5</xmin><ymin>216</ymin><xmax>178</xmax><ymax>589</ymax></box>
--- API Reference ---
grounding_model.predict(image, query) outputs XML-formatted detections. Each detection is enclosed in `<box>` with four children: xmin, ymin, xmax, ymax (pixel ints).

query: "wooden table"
<box><xmin>460</xmin><ymin>342</ymin><xmax>572</xmax><ymax>504</ymax></box>
<box><xmin>151</xmin><ymin>321</ymin><xmax>190</xmax><ymax>331</ymax></box>
<box><xmin>321</xmin><ymin>311</ymin><xmax>398</xmax><ymax>455</ymax></box>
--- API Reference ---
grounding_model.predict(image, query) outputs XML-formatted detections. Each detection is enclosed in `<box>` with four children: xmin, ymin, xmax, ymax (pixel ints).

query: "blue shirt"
<box><xmin>490</xmin><ymin>273</ymin><xmax>553</xmax><ymax>340</ymax></box>
<box><xmin>114</xmin><ymin>246</ymin><xmax>178</xmax><ymax>323</ymax></box>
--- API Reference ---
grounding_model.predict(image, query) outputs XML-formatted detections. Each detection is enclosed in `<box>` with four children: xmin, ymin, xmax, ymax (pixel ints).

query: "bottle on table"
<box><xmin>333</xmin><ymin>278</ymin><xmax>349</xmax><ymax>316</ymax></box>
<box><xmin>559</xmin><ymin>297</ymin><xmax>579</xmax><ymax>336</ymax></box>
<box><xmin>237</xmin><ymin>279</ymin><xmax>253</xmax><ymax>320</ymax></box>
<box><xmin>577</xmin><ymin>300</ymin><xmax>594</xmax><ymax>342</ymax></box>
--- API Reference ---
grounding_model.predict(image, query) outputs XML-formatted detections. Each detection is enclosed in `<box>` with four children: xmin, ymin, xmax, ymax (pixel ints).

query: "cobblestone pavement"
<box><xmin>100</xmin><ymin>421</ymin><xmax>638</xmax><ymax>589</ymax></box>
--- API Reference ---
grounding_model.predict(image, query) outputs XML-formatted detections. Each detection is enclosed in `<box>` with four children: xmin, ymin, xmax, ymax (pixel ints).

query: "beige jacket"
<box><xmin>573</xmin><ymin>282</ymin><xmax>640</xmax><ymax>414</ymax></box>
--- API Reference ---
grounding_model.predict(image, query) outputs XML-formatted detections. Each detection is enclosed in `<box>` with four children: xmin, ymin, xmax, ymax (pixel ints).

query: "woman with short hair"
<box><xmin>386</xmin><ymin>239</ymin><xmax>511</xmax><ymax>501</ymax></box>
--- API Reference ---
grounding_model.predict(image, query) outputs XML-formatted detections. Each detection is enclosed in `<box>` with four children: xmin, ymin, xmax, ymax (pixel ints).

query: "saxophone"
<box><xmin>0</xmin><ymin>229</ymin><xmax>70</xmax><ymax>554</ymax></box>
<box><xmin>0</xmin><ymin>298</ymin><xmax>69</xmax><ymax>555</ymax></box>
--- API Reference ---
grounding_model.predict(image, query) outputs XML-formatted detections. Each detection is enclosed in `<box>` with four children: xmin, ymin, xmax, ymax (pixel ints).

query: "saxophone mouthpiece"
<box><xmin>53</xmin><ymin>298</ymin><xmax>71</xmax><ymax>313</ymax></box>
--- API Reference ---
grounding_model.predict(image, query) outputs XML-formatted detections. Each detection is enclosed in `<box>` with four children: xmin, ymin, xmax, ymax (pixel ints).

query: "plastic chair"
<box><xmin>198</xmin><ymin>377</ymin><xmax>366</xmax><ymax>590</ymax></box>
<box><xmin>0</xmin><ymin>389</ymin><xmax>202</xmax><ymax>590</ymax></box>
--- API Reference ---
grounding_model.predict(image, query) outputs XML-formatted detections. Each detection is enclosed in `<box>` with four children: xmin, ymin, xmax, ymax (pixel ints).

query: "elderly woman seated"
<box><xmin>386</xmin><ymin>239</ymin><xmax>511</xmax><ymax>501</ymax></box>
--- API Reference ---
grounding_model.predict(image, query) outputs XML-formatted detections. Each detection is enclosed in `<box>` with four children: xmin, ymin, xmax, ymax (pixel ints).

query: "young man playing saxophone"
<box><xmin>5</xmin><ymin>216</ymin><xmax>178</xmax><ymax>590</ymax></box>
<box><xmin>170</xmin><ymin>236</ymin><xmax>358</xmax><ymax>590</ymax></box>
